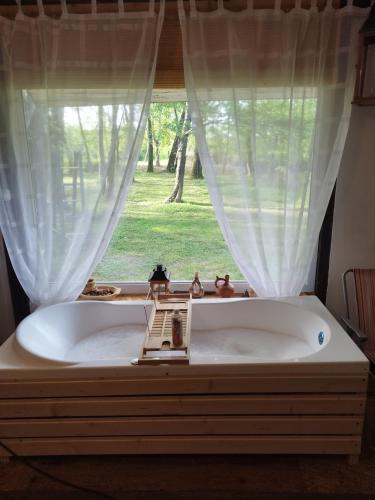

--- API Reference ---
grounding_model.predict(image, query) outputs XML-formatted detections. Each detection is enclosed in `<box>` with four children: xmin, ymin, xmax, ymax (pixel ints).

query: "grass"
<box><xmin>93</xmin><ymin>167</ymin><xmax>244</xmax><ymax>282</ymax></box>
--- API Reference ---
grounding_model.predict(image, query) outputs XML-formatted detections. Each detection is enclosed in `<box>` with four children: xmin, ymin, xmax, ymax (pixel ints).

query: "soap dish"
<box><xmin>79</xmin><ymin>285</ymin><xmax>121</xmax><ymax>301</ymax></box>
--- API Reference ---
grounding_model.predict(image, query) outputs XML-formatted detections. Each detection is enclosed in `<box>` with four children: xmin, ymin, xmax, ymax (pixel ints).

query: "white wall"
<box><xmin>326</xmin><ymin>106</ymin><xmax>375</xmax><ymax>319</ymax></box>
<box><xmin>0</xmin><ymin>237</ymin><xmax>15</xmax><ymax>342</ymax></box>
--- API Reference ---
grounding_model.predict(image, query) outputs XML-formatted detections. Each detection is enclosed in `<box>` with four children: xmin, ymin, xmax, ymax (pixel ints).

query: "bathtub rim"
<box><xmin>15</xmin><ymin>297</ymin><xmax>332</xmax><ymax>366</ymax></box>
<box><xmin>0</xmin><ymin>296</ymin><xmax>366</xmax><ymax>379</ymax></box>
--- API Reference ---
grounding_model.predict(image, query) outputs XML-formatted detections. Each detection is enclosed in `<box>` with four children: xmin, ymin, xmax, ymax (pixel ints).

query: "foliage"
<box><xmin>93</xmin><ymin>169</ymin><xmax>244</xmax><ymax>282</ymax></box>
<box><xmin>49</xmin><ymin>96</ymin><xmax>318</xmax><ymax>282</ymax></box>
<box><xmin>140</xmin><ymin>102</ymin><xmax>188</xmax><ymax>163</ymax></box>
<box><xmin>203</xmin><ymin>98</ymin><xmax>316</xmax><ymax>172</ymax></box>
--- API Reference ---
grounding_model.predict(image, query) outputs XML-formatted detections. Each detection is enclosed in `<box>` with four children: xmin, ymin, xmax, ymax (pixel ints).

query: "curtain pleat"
<box><xmin>179</xmin><ymin>0</ymin><xmax>369</xmax><ymax>297</ymax></box>
<box><xmin>0</xmin><ymin>1</ymin><xmax>165</xmax><ymax>306</ymax></box>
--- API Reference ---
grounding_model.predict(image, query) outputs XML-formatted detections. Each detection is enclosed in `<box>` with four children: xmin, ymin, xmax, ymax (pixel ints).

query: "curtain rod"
<box><xmin>0</xmin><ymin>0</ymin><xmax>367</xmax><ymax>3</ymax></box>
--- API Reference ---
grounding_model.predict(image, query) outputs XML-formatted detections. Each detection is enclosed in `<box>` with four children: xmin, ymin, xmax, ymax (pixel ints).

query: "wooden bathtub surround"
<box><xmin>0</xmin><ymin>364</ymin><xmax>368</xmax><ymax>461</ymax></box>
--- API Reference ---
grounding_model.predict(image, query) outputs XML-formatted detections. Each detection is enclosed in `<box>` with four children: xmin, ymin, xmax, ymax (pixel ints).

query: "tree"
<box><xmin>98</xmin><ymin>105</ymin><xmax>105</xmax><ymax>179</ymax></box>
<box><xmin>147</xmin><ymin>117</ymin><xmax>153</xmax><ymax>173</ymax></box>
<box><xmin>191</xmin><ymin>146</ymin><xmax>203</xmax><ymax>179</ymax></box>
<box><xmin>149</xmin><ymin>103</ymin><xmax>165</xmax><ymax>169</ymax></box>
<box><xmin>166</xmin><ymin>105</ymin><xmax>186</xmax><ymax>173</ymax></box>
<box><xmin>166</xmin><ymin>112</ymin><xmax>191</xmax><ymax>203</ymax></box>
<box><xmin>154</xmin><ymin>135</ymin><xmax>161</xmax><ymax>169</ymax></box>
<box><xmin>76</xmin><ymin>107</ymin><xmax>92</xmax><ymax>171</ymax></box>
<box><xmin>49</xmin><ymin>107</ymin><xmax>66</xmax><ymax>233</ymax></box>
<box><xmin>105</xmin><ymin>105</ymin><xmax>119</xmax><ymax>197</ymax></box>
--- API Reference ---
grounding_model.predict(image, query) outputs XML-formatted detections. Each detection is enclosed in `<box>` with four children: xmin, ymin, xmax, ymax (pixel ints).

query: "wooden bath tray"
<box><xmin>137</xmin><ymin>295</ymin><xmax>192</xmax><ymax>365</ymax></box>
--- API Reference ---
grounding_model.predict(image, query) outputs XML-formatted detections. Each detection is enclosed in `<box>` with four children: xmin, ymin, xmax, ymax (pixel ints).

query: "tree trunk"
<box><xmin>98</xmin><ymin>105</ymin><xmax>105</xmax><ymax>179</ymax></box>
<box><xmin>192</xmin><ymin>147</ymin><xmax>203</xmax><ymax>179</ymax></box>
<box><xmin>173</xmin><ymin>147</ymin><xmax>179</xmax><ymax>172</ymax></box>
<box><xmin>154</xmin><ymin>137</ymin><xmax>161</xmax><ymax>169</ymax></box>
<box><xmin>76</xmin><ymin>107</ymin><xmax>92</xmax><ymax>171</ymax></box>
<box><xmin>50</xmin><ymin>108</ymin><xmax>66</xmax><ymax>234</ymax></box>
<box><xmin>106</xmin><ymin>105</ymin><xmax>119</xmax><ymax>196</ymax></box>
<box><xmin>166</xmin><ymin>134</ymin><xmax>180</xmax><ymax>174</ymax></box>
<box><xmin>50</xmin><ymin>107</ymin><xmax>65</xmax><ymax>157</ymax></box>
<box><xmin>166</xmin><ymin>113</ymin><xmax>191</xmax><ymax>203</ymax></box>
<box><xmin>246</xmin><ymin>136</ymin><xmax>255</xmax><ymax>177</ymax></box>
<box><xmin>147</xmin><ymin>117</ymin><xmax>153</xmax><ymax>173</ymax></box>
<box><xmin>166</xmin><ymin>107</ymin><xmax>186</xmax><ymax>173</ymax></box>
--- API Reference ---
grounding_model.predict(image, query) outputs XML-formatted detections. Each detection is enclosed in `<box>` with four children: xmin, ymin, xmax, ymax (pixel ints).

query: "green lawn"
<box><xmin>93</xmin><ymin>168</ymin><xmax>244</xmax><ymax>282</ymax></box>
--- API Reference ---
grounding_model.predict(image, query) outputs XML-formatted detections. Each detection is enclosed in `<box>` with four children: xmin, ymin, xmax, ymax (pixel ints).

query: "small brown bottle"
<box><xmin>215</xmin><ymin>274</ymin><xmax>235</xmax><ymax>298</ymax></box>
<box><xmin>171</xmin><ymin>310</ymin><xmax>183</xmax><ymax>347</ymax></box>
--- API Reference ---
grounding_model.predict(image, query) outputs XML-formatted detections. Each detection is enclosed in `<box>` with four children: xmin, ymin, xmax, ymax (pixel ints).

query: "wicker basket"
<box><xmin>79</xmin><ymin>285</ymin><xmax>121</xmax><ymax>301</ymax></box>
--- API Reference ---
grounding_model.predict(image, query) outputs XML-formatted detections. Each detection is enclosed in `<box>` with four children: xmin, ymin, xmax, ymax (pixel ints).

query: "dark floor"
<box><xmin>1</xmin><ymin>450</ymin><xmax>375</xmax><ymax>499</ymax></box>
<box><xmin>0</xmin><ymin>393</ymin><xmax>374</xmax><ymax>499</ymax></box>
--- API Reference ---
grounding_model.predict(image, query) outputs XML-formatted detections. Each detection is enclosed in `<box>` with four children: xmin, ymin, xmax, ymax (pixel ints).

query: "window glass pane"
<box><xmin>93</xmin><ymin>102</ymin><xmax>244</xmax><ymax>282</ymax></box>
<box><xmin>93</xmin><ymin>100</ymin><xmax>317</xmax><ymax>289</ymax></box>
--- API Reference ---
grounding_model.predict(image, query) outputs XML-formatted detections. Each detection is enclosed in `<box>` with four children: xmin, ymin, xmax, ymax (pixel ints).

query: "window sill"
<box><xmin>92</xmin><ymin>281</ymin><xmax>314</xmax><ymax>299</ymax></box>
<box><xmin>95</xmin><ymin>280</ymin><xmax>251</xmax><ymax>296</ymax></box>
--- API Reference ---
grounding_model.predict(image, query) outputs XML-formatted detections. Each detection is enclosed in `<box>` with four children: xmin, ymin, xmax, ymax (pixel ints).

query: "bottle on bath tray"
<box><xmin>171</xmin><ymin>310</ymin><xmax>183</xmax><ymax>347</ymax></box>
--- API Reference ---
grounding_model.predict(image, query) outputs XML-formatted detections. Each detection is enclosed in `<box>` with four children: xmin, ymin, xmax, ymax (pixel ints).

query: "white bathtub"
<box><xmin>0</xmin><ymin>297</ymin><xmax>368</xmax><ymax>460</ymax></box>
<box><xmin>15</xmin><ymin>298</ymin><xmax>331</xmax><ymax>365</ymax></box>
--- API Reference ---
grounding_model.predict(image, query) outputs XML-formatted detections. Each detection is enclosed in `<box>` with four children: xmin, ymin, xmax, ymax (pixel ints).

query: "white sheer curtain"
<box><xmin>0</xmin><ymin>1</ymin><xmax>164</xmax><ymax>306</ymax></box>
<box><xmin>179</xmin><ymin>0</ymin><xmax>369</xmax><ymax>297</ymax></box>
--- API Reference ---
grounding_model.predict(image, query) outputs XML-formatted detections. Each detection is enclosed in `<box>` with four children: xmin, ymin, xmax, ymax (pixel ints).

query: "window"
<box><xmin>92</xmin><ymin>102</ymin><xmax>244</xmax><ymax>283</ymax></box>
<box><xmin>92</xmin><ymin>99</ymin><xmax>317</xmax><ymax>291</ymax></box>
<box><xmin>30</xmin><ymin>93</ymin><xmax>317</xmax><ymax>290</ymax></box>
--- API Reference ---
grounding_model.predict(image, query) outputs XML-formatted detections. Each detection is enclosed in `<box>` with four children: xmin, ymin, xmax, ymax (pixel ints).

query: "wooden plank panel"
<box><xmin>0</xmin><ymin>435</ymin><xmax>361</xmax><ymax>457</ymax></box>
<box><xmin>0</xmin><ymin>416</ymin><xmax>363</xmax><ymax>438</ymax></box>
<box><xmin>0</xmin><ymin>394</ymin><xmax>366</xmax><ymax>419</ymax></box>
<box><xmin>0</xmin><ymin>375</ymin><xmax>367</xmax><ymax>398</ymax></box>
